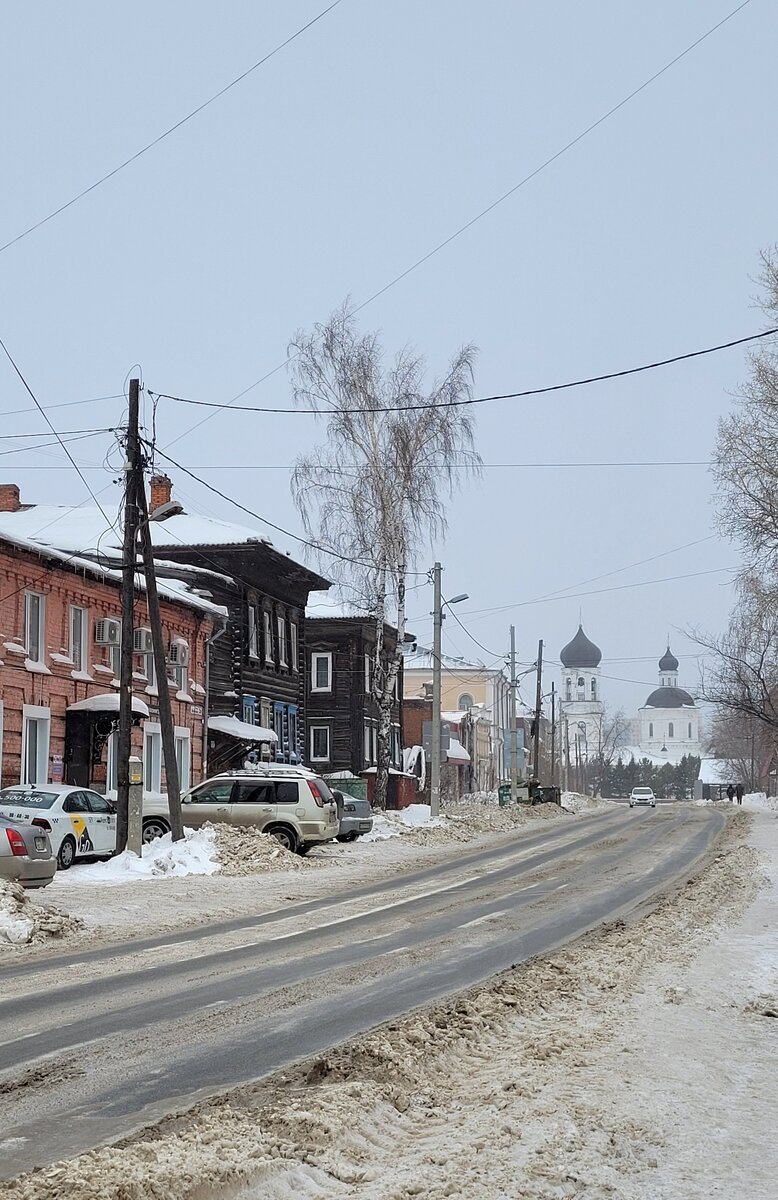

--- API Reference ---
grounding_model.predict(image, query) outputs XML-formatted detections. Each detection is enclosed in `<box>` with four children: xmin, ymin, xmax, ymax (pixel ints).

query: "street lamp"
<box><xmin>431</xmin><ymin>564</ymin><xmax>469</xmax><ymax>818</ymax></box>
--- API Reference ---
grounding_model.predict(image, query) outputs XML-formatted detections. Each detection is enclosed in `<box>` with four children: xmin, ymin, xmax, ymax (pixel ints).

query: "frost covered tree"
<box><xmin>289</xmin><ymin>305</ymin><xmax>481</xmax><ymax>809</ymax></box>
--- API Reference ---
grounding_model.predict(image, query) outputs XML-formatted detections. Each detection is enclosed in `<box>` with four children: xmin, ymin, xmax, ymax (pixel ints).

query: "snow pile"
<box><xmin>743</xmin><ymin>793</ymin><xmax>778</xmax><ymax>813</ymax></box>
<box><xmin>457</xmin><ymin>790</ymin><xmax>499</xmax><ymax>806</ymax></box>
<box><xmin>213</xmin><ymin>825</ymin><xmax>308</xmax><ymax>875</ymax></box>
<box><xmin>0</xmin><ymin>880</ymin><xmax>83</xmax><ymax>946</ymax></box>
<box><xmin>60</xmin><ymin>828</ymin><xmax>219</xmax><ymax>884</ymax></box>
<box><xmin>562</xmin><ymin>791</ymin><xmax>615</xmax><ymax>814</ymax></box>
<box><xmin>362</xmin><ymin>804</ymin><xmax>446</xmax><ymax>843</ymax></box>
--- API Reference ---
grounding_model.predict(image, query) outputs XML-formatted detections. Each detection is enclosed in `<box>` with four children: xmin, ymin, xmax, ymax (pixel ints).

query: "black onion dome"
<box><xmin>658</xmin><ymin>645</ymin><xmax>679</xmax><ymax>672</ymax></box>
<box><xmin>644</xmin><ymin>686</ymin><xmax>695</xmax><ymax>708</ymax></box>
<box><xmin>560</xmin><ymin>625</ymin><xmax>602</xmax><ymax>668</ymax></box>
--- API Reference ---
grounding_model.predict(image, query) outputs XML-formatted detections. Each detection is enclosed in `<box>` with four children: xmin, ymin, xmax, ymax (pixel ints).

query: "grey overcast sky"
<box><xmin>1</xmin><ymin>0</ymin><xmax>775</xmax><ymax>717</ymax></box>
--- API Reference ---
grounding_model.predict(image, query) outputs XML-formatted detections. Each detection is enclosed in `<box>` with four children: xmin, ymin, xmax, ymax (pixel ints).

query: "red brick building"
<box><xmin>0</xmin><ymin>492</ymin><xmax>221</xmax><ymax>794</ymax></box>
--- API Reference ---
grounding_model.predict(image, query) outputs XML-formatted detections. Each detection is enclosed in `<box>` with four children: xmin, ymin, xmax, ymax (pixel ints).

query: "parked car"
<box><xmin>142</xmin><ymin>767</ymin><xmax>340</xmax><ymax>855</ymax></box>
<box><xmin>0</xmin><ymin>813</ymin><xmax>56</xmax><ymax>888</ymax></box>
<box><xmin>332</xmin><ymin>790</ymin><xmax>374</xmax><ymax>842</ymax></box>
<box><xmin>0</xmin><ymin>785</ymin><xmax>116</xmax><ymax>869</ymax></box>
<box><xmin>629</xmin><ymin>787</ymin><xmax>656</xmax><ymax>809</ymax></box>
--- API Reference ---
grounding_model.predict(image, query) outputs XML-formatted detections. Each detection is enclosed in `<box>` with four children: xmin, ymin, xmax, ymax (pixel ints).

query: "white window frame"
<box><xmin>260</xmin><ymin>697</ymin><xmax>272</xmax><ymax>732</ymax></box>
<box><xmin>70</xmin><ymin>605</ymin><xmax>88</xmax><ymax>672</ymax></box>
<box><xmin>109</xmin><ymin>621</ymin><xmax>122</xmax><ymax>679</ymax></box>
<box><xmin>144</xmin><ymin>722</ymin><xmax>163</xmax><ymax>793</ymax></box>
<box><xmin>247</xmin><ymin>604</ymin><xmax>259</xmax><ymax>659</ymax></box>
<box><xmin>174</xmin><ymin>727</ymin><xmax>191</xmax><ymax>791</ymax></box>
<box><xmin>311</xmin><ymin>652</ymin><xmax>332</xmax><ymax>693</ymax></box>
<box><xmin>263</xmin><ymin>609</ymin><xmax>273</xmax><ymax>664</ymax></box>
<box><xmin>21</xmin><ymin>705</ymin><xmax>51</xmax><ymax>785</ymax></box>
<box><xmin>309</xmin><ymin>724</ymin><xmax>330</xmax><ymax>763</ymax></box>
<box><xmin>290</xmin><ymin>621</ymin><xmax>298</xmax><ymax>673</ymax></box>
<box><xmin>364</xmin><ymin>652</ymin><xmax>373</xmax><ymax>695</ymax></box>
<box><xmin>24</xmin><ymin>591</ymin><xmax>46</xmax><ymax>664</ymax></box>
<box><xmin>364</xmin><ymin>722</ymin><xmax>378</xmax><ymax>765</ymax></box>
<box><xmin>277</xmin><ymin>614</ymin><xmax>288</xmax><ymax>668</ymax></box>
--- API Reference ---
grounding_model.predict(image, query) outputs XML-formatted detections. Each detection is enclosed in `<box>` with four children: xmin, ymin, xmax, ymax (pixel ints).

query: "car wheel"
<box><xmin>142</xmin><ymin>818</ymin><xmax>170</xmax><ymax>844</ymax></box>
<box><xmin>57</xmin><ymin>836</ymin><xmax>76</xmax><ymax>870</ymax></box>
<box><xmin>267</xmin><ymin>824</ymin><xmax>299</xmax><ymax>854</ymax></box>
<box><xmin>337</xmin><ymin>832</ymin><xmax>359</xmax><ymax>843</ymax></box>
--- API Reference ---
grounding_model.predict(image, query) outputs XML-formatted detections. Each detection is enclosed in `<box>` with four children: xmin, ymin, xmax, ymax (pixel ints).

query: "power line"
<box><xmin>1</xmin><ymin>394</ymin><xmax>125</xmax><ymax>418</ymax></box>
<box><xmin>0</xmin><ymin>427</ymin><xmax>115</xmax><ymax>440</ymax></box>
<box><xmin>149</xmin><ymin>325</ymin><xmax>777</xmax><ymax>418</ymax></box>
<box><xmin>444</xmin><ymin>600</ymin><xmax>503</xmax><ymax>661</ymax></box>
<box><xmin>0</xmin><ymin>336</ymin><xmax>114</xmax><ymax>525</ymax></box>
<box><xmin>0</xmin><ymin>459</ymin><xmax>717</xmax><ymax>471</ymax></box>
<box><xmin>149</xmin><ymin>444</ymin><xmax>430</xmax><ymax>577</ymax></box>
<box><xmin>0</xmin><ymin>431</ymin><xmax>112</xmax><ymax>459</ymax></box>
<box><xmin>157</xmin><ymin>0</ymin><xmax>754</xmax><ymax>439</ymax></box>
<box><xmin>0</xmin><ymin>1</ymin><xmax>345</xmax><ymax>256</ymax></box>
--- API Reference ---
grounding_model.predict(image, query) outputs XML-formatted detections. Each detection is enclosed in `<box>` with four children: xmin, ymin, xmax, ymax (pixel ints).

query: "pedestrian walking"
<box><xmin>727</xmin><ymin>784</ymin><xmax>735</xmax><ymax>803</ymax></box>
<box><xmin>736</xmin><ymin>782</ymin><xmax>744</xmax><ymax>805</ymax></box>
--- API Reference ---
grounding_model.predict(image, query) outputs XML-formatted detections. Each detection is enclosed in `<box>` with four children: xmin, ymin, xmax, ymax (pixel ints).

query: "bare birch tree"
<box><xmin>289</xmin><ymin>305</ymin><xmax>481</xmax><ymax>809</ymax></box>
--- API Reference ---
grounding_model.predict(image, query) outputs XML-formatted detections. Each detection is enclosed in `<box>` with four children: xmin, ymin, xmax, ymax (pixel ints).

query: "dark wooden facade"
<box><xmin>152</xmin><ymin>539</ymin><xmax>330</xmax><ymax>772</ymax></box>
<box><xmin>305</xmin><ymin>616</ymin><xmax>404</xmax><ymax>776</ymax></box>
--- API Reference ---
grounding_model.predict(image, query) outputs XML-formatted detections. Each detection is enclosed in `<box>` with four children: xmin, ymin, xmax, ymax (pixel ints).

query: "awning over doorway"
<box><xmin>207</xmin><ymin>715</ymin><xmax>278</xmax><ymax>743</ymax></box>
<box><xmin>67</xmin><ymin>693</ymin><xmax>150</xmax><ymax>717</ymax></box>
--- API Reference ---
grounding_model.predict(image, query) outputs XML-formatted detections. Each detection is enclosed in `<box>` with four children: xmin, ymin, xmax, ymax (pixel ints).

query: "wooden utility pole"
<box><xmin>550</xmin><ymin>682</ymin><xmax>556</xmax><ymax>788</ymax></box>
<box><xmin>430</xmin><ymin>561</ymin><xmax>442</xmax><ymax>819</ymax></box>
<box><xmin>137</xmin><ymin>482</ymin><xmax>184</xmax><ymax>841</ymax></box>
<box><xmin>532</xmin><ymin>638</ymin><xmax>543</xmax><ymax>783</ymax></box>
<box><xmin>116</xmin><ymin>380</ymin><xmax>141</xmax><ymax>854</ymax></box>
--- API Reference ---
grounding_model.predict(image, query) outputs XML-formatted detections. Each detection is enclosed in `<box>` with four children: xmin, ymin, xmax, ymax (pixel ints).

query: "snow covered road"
<box><xmin>0</xmin><ymin>803</ymin><xmax>726</xmax><ymax>1185</ymax></box>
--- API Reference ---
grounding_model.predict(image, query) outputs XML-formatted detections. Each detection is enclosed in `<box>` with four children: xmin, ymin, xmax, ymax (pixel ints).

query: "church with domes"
<box><xmin>558</xmin><ymin>627</ymin><xmax>701</xmax><ymax>764</ymax></box>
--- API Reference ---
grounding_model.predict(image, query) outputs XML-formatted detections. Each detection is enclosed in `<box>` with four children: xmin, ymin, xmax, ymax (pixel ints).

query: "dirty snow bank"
<box><xmin>362</xmin><ymin>803</ymin><xmax>445</xmax><ymax>842</ymax></box>
<box><xmin>364</xmin><ymin>797</ymin><xmax>568</xmax><ymax>845</ymax></box>
<box><xmin>7</xmin><ymin>812</ymin><xmax>764</xmax><ymax>1199</ymax></box>
<box><xmin>213</xmin><ymin>825</ymin><xmax>309</xmax><ymax>875</ymax></box>
<box><xmin>0</xmin><ymin>881</ymin><xmax>83</xmax><ymax>946</ymax></box>
<box><xmin>743</xmin><ymin>792</ymin><xmax>778</xmax><ymax>813</ymax></box>
<box><xmin>561</xmin><ymin>790</ymin><xmax>615</xmax><ymax>813</ymax></box>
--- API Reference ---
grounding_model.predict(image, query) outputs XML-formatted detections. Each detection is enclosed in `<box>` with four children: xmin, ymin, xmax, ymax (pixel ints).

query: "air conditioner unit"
<box><xmin>167</xmin><ymin>641</ymin><xmax>190</xmax><ymax>667</ymax></box>
<box><xmin>95</xmin><ymin>619</ymin><xmax>121</xmax><ymax>646</ymax></box>
<box><xmin>133</xmin><ymin>627</ymin><xmax>154</xmax><ymax>654</ymax></box>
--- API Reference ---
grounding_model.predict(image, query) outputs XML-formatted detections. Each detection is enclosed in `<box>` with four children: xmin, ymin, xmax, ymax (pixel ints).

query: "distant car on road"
<box><xmin>332</xmin><ymin>791</ymin><xmax>374</xmax><ymax>842</ymax></box>
<box><xmin>628</xmin><ymin>786</ymin><xmax>656</xmax><ymax>809</ymax></box>
<box><xmin>142</xmin><ymin>766</ymin><xmax>340</xmax><ymax>855</ymax></box>
<box><xmin>0</xmin><ymin>813</ymin><xmax>56</xmax><ymax>888</ymax></box>
<box><xmin>0</xmin><ymin>784</ymin><xmax>116</xmax><ymax>869</ymax></box>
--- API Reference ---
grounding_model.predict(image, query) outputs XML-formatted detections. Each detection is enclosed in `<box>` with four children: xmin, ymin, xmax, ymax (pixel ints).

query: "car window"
<box><xmin>311</xmin><ymin>777</ymin><xmax>334</xmax><ymax>802</ymax></box>
<box><xmin>189</xmin><ymin>783</ymin><xmax>234</xmax><ymax>805</ymax></box>
<box><xmin>233</xmin><ymin>782</ymin><xmax>275</xmax><ymax>805</ymax></box>
<box><xmin>0</xmin><ymin>789</ymin><xmax>58</xmax><ymax>809</ymax></box>
<box><xmin>276</xmin><ymin>781</ymin><xmax>300</xmax><ymax>805</ymax></box>
<box><xmin>63</xmin><ymin>792</ymin><xmax>91</xmax><ymax>814</ymax></box>
<box><xmin>85</xmin><ymin>792</ymin><xmax>113</xmax><ymax>813</ymax></box>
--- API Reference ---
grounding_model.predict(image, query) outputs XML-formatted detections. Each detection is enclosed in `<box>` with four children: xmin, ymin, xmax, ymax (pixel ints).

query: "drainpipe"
<box><xmin>202</xmin><ymin>616</ymin><xmax>228</xmax><ymax>780</ymax></box>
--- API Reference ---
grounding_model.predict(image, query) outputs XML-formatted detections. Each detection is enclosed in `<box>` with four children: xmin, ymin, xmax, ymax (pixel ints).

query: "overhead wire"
<box><xmin>0</xmin><ymin>335</ymin><xmax>115</xmax><ymax>526</ymax></box>
<box><xmin>153</xmin><ymin>0</ymin><xmax>755</xmax><ymax>446</ymax></box>
<box><xmin>148</xmin><ymin>325</ymin><xmax>778</xmax><ymax>420</ymax></box>
<box><xmin>0</xmin><ymin>1</ymin><xmax>346</xmax><ymax>256</ymax></box>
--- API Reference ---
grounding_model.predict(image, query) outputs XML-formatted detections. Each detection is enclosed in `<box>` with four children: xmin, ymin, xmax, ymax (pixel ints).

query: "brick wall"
<box><xmin>0</xmin><ymin>538</ymin><xmax>214</xmax><ymax>790</ymax></box>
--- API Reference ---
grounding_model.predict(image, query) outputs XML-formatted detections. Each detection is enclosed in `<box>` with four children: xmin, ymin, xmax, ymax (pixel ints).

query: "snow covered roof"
<box><xmin>403</xmin><ymin>645</ymin><xmax>488</xmax><ymax>673</ymax></box>
<box><xmin>446</xmin><ymin>737</ymin><xmax>471</xmax><ymax>765</ymax></box>
<box><xmin>207</xmin><ymin>715</ymin><xmax>278</xmax><ymax>743</ymax></box>
<box><xmin>697</xmin><ymin>757</ymin><xmax>732</xmax><ymax>785</ymax></box>
<box><xmin>613</xmin><ymin>744</ymin><xmax>690</xmax><ymax>767</ymax></box>
<box><xmin>67</xmin><ymin>693</ymin><xmax>150</xmax><ymax>716</ymax></box>
<box><xmin>0</xmin><ymin>524</ymin><xmax>226</xmax><ymax>619</ymax></box>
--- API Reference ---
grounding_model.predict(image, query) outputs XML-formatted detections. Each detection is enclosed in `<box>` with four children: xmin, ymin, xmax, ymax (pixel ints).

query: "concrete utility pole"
<box><xmin>532</xmin><ymin>639</ymin><xmax>543</xmax><ymax>784</ymax></box>
<box><xmin>509</xmin><ymin>625</ymin><xmax>518</xmax><ymax>804</ymax></box>
<box><xmin>550</xmin><ymin>682</ymin><xmax>556</xmax><ymax>788</ymax></box>
<box><xmin>430</xmin><ymin>561</ymin><xmax>443</xmax><ymax>819</ymax></box>
<box><xmin>116</xmin><ymin>379</ymin><xmax>141</xmax><ymax>855</ymax></box>
<box><xmin>137</xmin><ymin>482</ymin><xmax>184</xmax><ymax>841</ymax></box>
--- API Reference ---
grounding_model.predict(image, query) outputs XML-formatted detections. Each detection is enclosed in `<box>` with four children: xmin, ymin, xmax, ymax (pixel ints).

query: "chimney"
<box><xmin>0</xmin><ymin>483</ymin><xmax>22</xmax><ymax>512</ymax></box>
<box><xmin>150</xmin><ymin>474</ymin><xmax>173</xmax><ymax>514</ymax></box>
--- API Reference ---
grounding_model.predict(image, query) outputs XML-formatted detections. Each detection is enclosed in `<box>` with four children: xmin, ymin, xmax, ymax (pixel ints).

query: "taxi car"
<box><xmin>0</xmin><ymin>784</ymin><xmax>117</xmax><ymax>870</ymax></box>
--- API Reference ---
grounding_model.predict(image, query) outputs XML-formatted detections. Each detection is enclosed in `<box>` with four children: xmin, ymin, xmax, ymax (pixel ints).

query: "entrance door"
<box><xmin>64</xmin><ymin>712</ymin><xmax>91</xmax><ymax>786</ymax></box>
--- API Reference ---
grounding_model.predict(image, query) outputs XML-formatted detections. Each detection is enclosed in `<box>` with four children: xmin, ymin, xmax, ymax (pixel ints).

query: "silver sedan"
<box><xmin>0</xmin><ymin>814</ymin><xmax>56</xmax><ymax>889</ymax></box>
<box><xmin>334</xmin><ymin>791</ymin><xmax>374</xmax><ymax>842</ymax></box>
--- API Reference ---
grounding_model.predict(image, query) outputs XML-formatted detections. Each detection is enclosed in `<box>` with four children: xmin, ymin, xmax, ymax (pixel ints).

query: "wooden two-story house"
<box><xmin>145</xmin><ymin>477</ymin><xmax>332</xmax><ymax>774</ymax></box>
<box><xmin>304</xmin><ymin>611</ymin><xmax>407</xmax><ymax>777</ymax></box>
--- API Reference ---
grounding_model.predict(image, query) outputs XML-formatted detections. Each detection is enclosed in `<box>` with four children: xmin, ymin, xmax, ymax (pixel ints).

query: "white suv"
<box><xmin>142</xmin><ymin>766</ymin><xmax>339</xmax><ymax>854</ymax></box>
<box><xmin>629</xmin><ymin>787</ymin><xmax>656</xmax><ymax>809</ymax></box>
